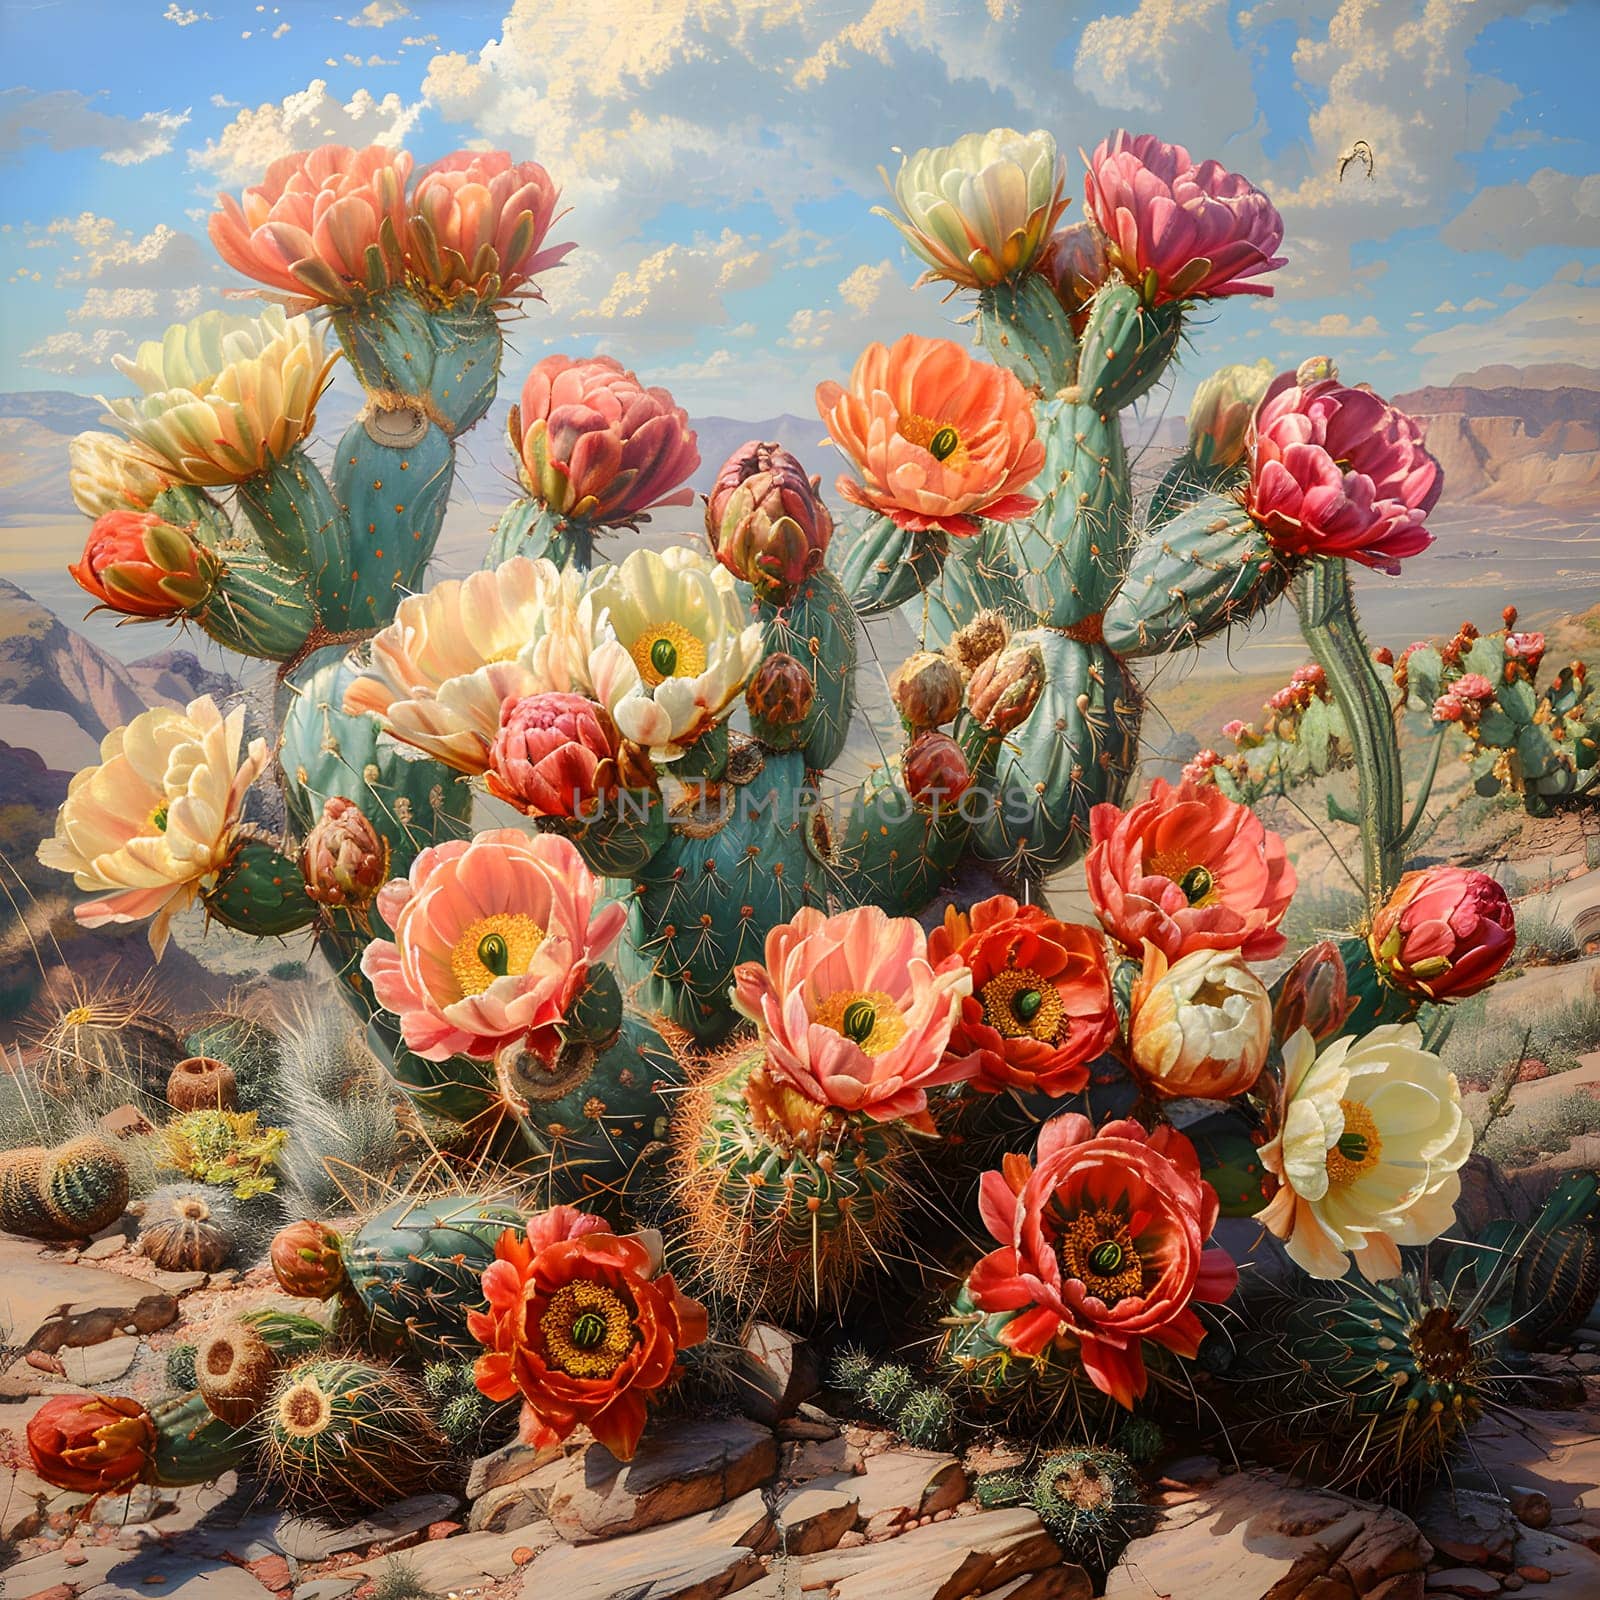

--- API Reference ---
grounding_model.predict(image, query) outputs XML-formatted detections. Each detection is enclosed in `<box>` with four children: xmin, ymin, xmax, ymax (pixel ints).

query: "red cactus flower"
<box><xmin>70</xmin><ymin>510</ymin><xmax>220</xmax><ymax>619</ymax></box>
<box><xmin>928</xmin><ymin>895</ymin><xmax>1118</xmax><ymax>1097</ymax></box>
<box><xmin>1082</xmin><ymin>132</ymin><xmax>1285</xmax><ymax>304</ymax></box>
<box><xmin>1506</xmin><ymin>631</ymin><xmax>1546</xmax><ymax>671</ymax></box>
<box><xmin>486</xmin><ymin>692</ymin><xmax>641</xmax><ymax>820</ymax></box>
<box><xmin>1086</xmin><ymin>778</ymin><xmax>1296</xmax><ymax>962</ymax></box>
<box><xmin>1245</xmin><ymin>374</ymin><xmax>1443</xmax><ymax>574</ymax></box>
<box><xmin>28</xmin><ymin>1394</ymin><xmax>156</xmax><ymax>1495</ymax></box>
<box><xmin>515</xmin><ymin>355</ymin><xmax>700</xmax><ymax>526</ymax></box>
<box><xmin>468</xmin><ymin>1210</ymin><xmax>707</xmax><ymax>1461</ymax></box>
<box><xmin>968</xmin><ymin>1114</ymin><xmax>1237</xmax><ymax>1408</ymax></box>
<box><xmin>1432</xmin><ymin>695</ymin><xmax>1466</xmax><ymax>723</ymax></box>
<box><xmin>1451</xmin><ymin>673</ymin><xmax>1494</xmax><ymax>702</ymax></box>
<box><xmin>1369</xmin><ymin>866</ymin><xmax>1515</xmax><ymax>1001</ymax></box>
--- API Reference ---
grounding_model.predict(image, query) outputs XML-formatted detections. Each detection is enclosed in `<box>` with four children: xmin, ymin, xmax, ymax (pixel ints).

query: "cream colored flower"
<box><xmin>36</xmin><ymin>696</ymin><xmax>269</xmax><ymax>957</ymax></box>
<box><xmin>343</xmin><ymin>556</ymin><xmax>580</xmax><ymax>775</ymax></box>
<box><xmin>1128</xmin><ymin>944</ymin><xmax>1271</xmax><ymax>1101</ymax></box>
<box><xmin>566</xmin><ymin>547</ymin><xmax>763</xmax><ymax>761</ymax></box>
<box><xmin>99</xmin><ymin>307</ymin><xmax>333</xmax><ymax>487</ymax></box>
<box><xmin>68</xmin><ymin>431</ymin><xmax>174</xmax><ymax>518</ymax></box>
<box><xmin>876</xmin><ymin>127</ymin><xmax>1069</xmax><ymax>289</ymax></box>
<box><xmin>1257</xmin><ymin>1024</ymin><xmax>1471</xmax><ymax>1281</ymax></box>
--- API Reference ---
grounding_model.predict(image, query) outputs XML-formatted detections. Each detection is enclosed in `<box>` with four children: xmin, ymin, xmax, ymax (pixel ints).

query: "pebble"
<box><xmin>1516</xmin><ymin>1566</ymin><xmax>1552</xmax><ymax>1583</ymax></box>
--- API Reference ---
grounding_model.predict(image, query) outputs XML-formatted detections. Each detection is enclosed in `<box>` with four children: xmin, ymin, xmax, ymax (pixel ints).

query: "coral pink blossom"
<box><xmin>1451</xmin><ymin>673</ymin><xmax>1494</xmax><ymax>702</ymax></box>
<box><xmin>485</xmin><ymin>693</ymin><xmax>633</xmax><ymax>820</ymax></box>
<box><xmin>469</xmin><ymin>1210</ymin><xmax>706</xmax><ymax>1462</ymax></box>
<box><xmin>730</xmin><ymin>905</ymin><xmax>977</xmax><ymax>1128</ymax></box>
<box><xmin>1368</xmin><ymin>865</ymin><xmax>1515</xmax><ymax>1002</ymax></box>
<box><xmin>515</xmin><ymin>355</ymin><xmax>699</xmax><ymax>526</ymax></box>
<box><xmin>1082</xmin><ymin>131</ymin><xmax>1285</xmax><ymax>303</ymax></box>
<box><xmin>70</xmin><ymin>510</ymin><xmax>218</xmax><ymax>619</ymax></box>
<box><xmin>209</xmin><ymin>144</ymin><xmax>412</xmax><ymax>306</ymax></box>
<box><xmin>360</xmin><ymin>829</ymin><xmax>626</xmax><ymax>1062</ymax></box>
<box><xmin>1245</xmin><ymin>374</ymin><xmax>1443</xmax><ymax>574</ymax></box>
<box><xmin>1086</xmin><ymin>778</ymin><xmax>1296</xmax><ymax>962</ymax></box>
<box><xmin>410</xmin><ymin>150</ymin><xmax>574</xmax><ymax>301</ymax></box>
<box><xmin>815</xmin><ymin>335</ymin><xmax>1044</xmax><ymax>538</ymax></box>
<box><xmin>1432</xmin><ymin>695</ymin><xmax>1466</xmax><ymax>723</ymax></box>
<box><xmin>968</xmin><ymin>1114</ymin><xmax>1237</xmax><ymax>1407</ymax></box>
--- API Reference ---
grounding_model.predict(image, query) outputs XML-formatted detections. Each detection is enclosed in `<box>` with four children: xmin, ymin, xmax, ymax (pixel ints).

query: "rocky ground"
<box><xmin>2</xmin><ymin>1225</ymin><xmax>1599</xmax><ymax>1600</ymax></box>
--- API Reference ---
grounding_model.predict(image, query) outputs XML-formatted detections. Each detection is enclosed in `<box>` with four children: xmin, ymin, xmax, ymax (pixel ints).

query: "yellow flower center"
<box><xmin>811</xmin><ymin>989</ymin><xmax>907</xmax><ymax>1056</ymax></box>
<box><xmin>449</xmin><ymin>912</ymin><xmax>546</xmax><ymax>998</ymax></box>
<box><xmin>540</xmin><ymin>1280</ymin><xmax>637</xmax><ymax>1378</ymax></box>
<box><xmin>149</xmin><ymin>803</ymin><xmax>170</xmax><ymax>834</ymax></box>
<box><xmin>979</xmin><ymin>966</ymin><xmax>1066</xmax><ymax>1043</ymax></box>
<box><xmin>629</xmin><ymin>620</ymin><xmax>707</xmax><ymax>687</ymax></box>
<box><xmin>1058</xmin><ymin>1208</ymin><xmax>1145</xmax><ymax>1305</ymax></box>
<box><xmin>898</xmin><ymin>412</ymin><xmax>968</xmax><ymax>467</ymax></box>
<box><xmin>61</xmin><ymin>1005</ymin><xmax>95</xmax><ymax>1027</ymax></box>
<box><xmin>1145</xmin><ymin>849</ymin><xmax>1218</xmax><ymax>907</ymax></box>
<box><xmin>1325</xmin><ymin>1099</ymin><xmax>1383</xmax><ymax>1186</ymax></box>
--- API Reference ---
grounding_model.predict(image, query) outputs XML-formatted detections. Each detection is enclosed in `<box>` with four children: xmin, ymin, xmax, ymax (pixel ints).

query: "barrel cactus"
<box><xmin>0</xmin><ymin>1136</ymin><xmax>129</xmax><ymax>1242</ymax></box>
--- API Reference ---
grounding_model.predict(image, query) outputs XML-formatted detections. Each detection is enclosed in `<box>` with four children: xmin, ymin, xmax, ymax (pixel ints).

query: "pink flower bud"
<box><xmin>486</xmin><ymin>693</ymin><xmax>646</xmax><ymax>820</ymax></box>
<box><xmin>1369</xmin><ymin>866</ymin><xmax>1515</xmax><ymax>1001</ymax></box>
<box><xmin>1271</xmin><ymin>939</ymin><xmax>1354</xmax><ymax>1046</ymax></box>
<box><xmin>299</xmin><ymin>796</ymin><xmax>390</xmax><ymax>908</ymax></box>
<box><xmin>706</xmin><ymin>441</ymin><xmax>832</xmax><ymax>602</ymax></box>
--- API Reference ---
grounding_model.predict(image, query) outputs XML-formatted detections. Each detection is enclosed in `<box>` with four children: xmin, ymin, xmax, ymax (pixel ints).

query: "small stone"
<box><xmin>79</xmin><ymin>1235</ymin><xmax>127</xmax><ymax>1261</ymax></box>
<box><xmin>1503</xmin><ymin>1577</ymin><xmax>1524</xmax><ymax>1592</ymax></box>
<box><xmin>1512</xmin><ymin>1490</ymin><xmax>1554</xmax><ymax>1530</ymax></box>
<box><xmin>465</xmin><ymin>1437</ymin><xmax>563</xmax><ymax>1499</ymax></box>
<box><xmin>512</xmin><ymin>1545</ymin><xmax>537</xmax><ymax>1566</ymax></box>
<box><xmin>1426</xmin><ymin>1569</ymin><xmax>1500</xmax><ymax>1595</ymax></box>
<box><xmin>1417</xmin><ymin>1487</ymin><xmax>1518</xmax><ymax>1567</ymax></box>
<box><xmin>734</xmin><ymin>1319</ymin><xmax>820</xmax><ymax>1424</ymax></box>
<box><xmin>1517</xmin><ymin>1567</ymin><xmax>1551</xmax><ymax>1582</ymax></box>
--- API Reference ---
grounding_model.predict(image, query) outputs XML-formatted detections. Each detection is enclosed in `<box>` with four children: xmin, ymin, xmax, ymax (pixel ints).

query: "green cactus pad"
<box><xmin>975</xmin><ymin>274</ymin><xmax>1077</xmax><ymax>394</ymax></box>
<box><xmin>147</xmin><ymin>1390</ymin><xmax>253</xmax><ymax>1487</ymax></box>
<box><xmin>202</xmin><ymin>837</ymin><xmax>319</xmax><ymax>938</ymax></box>
<box><xmin>835</xmin><ymin>513</ymin><xmax>948</xmax><ymax>616</ymax></box>
<box><xmin>757</xmin><ymin>570</ymin><xmax>858</xmax><ymax>771</ymax></box>
<box><xmin>1184</xmin><ymin>1108</ymin><xmax>1270</xmax><ymax>1219</ymax></box>
<box><xmin>1076</xmin><ymin>283</ymin><xmax>1185</xmax><ymax>416</ymax></box>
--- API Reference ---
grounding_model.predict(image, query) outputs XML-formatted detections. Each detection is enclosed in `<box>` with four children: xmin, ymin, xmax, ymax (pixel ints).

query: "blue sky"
<box><xmin>2</xmin><ymin>0</ymin><xmax>1597</xmax><ymax>418</ymax></box>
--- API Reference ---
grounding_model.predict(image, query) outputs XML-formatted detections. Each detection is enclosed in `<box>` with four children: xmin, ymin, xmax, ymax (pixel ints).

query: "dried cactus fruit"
<box><xmin>166</xmin><ymin>1057</ymin><xmax>238</xmax><ymax>1113</ymax></box>
<box><xmin>194</xmin><ymin>1321</ymin><xmax>276</xmax><ymax>1425</ymax></box>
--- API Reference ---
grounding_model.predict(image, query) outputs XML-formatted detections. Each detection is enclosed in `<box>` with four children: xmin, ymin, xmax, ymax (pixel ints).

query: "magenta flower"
<box><xmin>1245</xmin><ymin>374</ymin><xmax>1443</xmax><ymax>574</ymax></box>
<box><xmin>1082</xmin><ymin>132</ymin><xmax>1285</xmax><ymax>304</ymax></box>
<box><xmin>361</xmin><ymin>829</ymin><xmax>626</xmax><ymax>1062</ymax></box>
<box><xmin>514</xmin><ymin>355</ymin><xmax>699</xmax><ymax>526</ymax></box>
<box><xmin>1369</xmin><ymin>865</ymin><xmax>1515</xmax><ymax>1002</ymax></box>
<box><xmin>410</xmin><ymin>151</ymin><xmax>575</xmax><ymax>302</ymax></box>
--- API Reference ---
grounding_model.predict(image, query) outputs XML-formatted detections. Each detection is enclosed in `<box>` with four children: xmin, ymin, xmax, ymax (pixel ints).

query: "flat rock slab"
<box><xmin>1469</xmin><ymin>1407</ymin><xmax>1600</xmax><ymax>1510</ymax></box>
<box><xmin>1415</xmin><ymin>1485</ymin><xmax>1518</xmax><ymax>1567</ymax></box>
<box><xmin>1508</xmin><ymin>1525</ymin><xmax>1600</xmax><ymax>1599</ymax></box>
<box><xmin>773</xmin><ymin>1483</ymin><xmax>860</xmax><ymax>1555</ymax></box>
<box><xmin>275</xmin><ymin>1491</ymin><xmax>463</xmax><ymax>1560</ymax></box>
<box><xmin>343</xmin><ymin>1518</ymin><xmax>563</xmax><ymax>1590</ymax></box>
<box><xmin>525</xmin><ymin>1489</ymin><xmax>771</xmax><ymax>1600</ymax></box>
<box><xmin>466</xmin><ymin>1437</ymin><xmax>564</xmax><ymax>1499</ymax></box>
<box><xmin>1103</xmin><ymin>1468</ymin><xmax>1428</xmax><ymax>1600</ymax></box>
<box><xmin>0</xmin><ymin>1238</ymin><xmax>177</xmax><ymax>1353</ymax></box>
<box><xmin>852</xmin><ymin>1448</ymin><xmax>968</xmax><ymax>1524</ymax></box>
<box><xmin>545</xmin><ymin>1416</ymin><xmax>778</xmax><ymax>1542</ymax></box>
<box><xmin>795</xmin><ymin>1507</ymin><xmax>1072</xmax><ymax>1600</ymax></box>
<box><xmin>58</xmin><ymin>1335</ymin><xmax>141</xmax><ymax>1387</ymax></box>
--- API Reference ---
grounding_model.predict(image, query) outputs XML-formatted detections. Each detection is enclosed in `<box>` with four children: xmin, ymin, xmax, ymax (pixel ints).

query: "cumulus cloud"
<box><xmin>1414</xmin><ymin>275</ymin><xmax>1600</xmax><ymax>381</ymax></box>
<box><xmin>69</xmin><ymin>286</ymin><xmax>160</xmax><ymax>323</ymax></box>
<box><xmin>21</xmin><ymin>326</ymin><xmax>134</xmax><ymax>375</ymax></box>
<box><xmin>1440</xmin><ymin>167</ymin><xmax>1600</xmax><ymax>256</ymax></box>
<box><xmin>1461</xmin><ymin>296</ymin><xmax>1496</xmax><ymax>313</ymax></box>
<box><xmin>163</xmin><ymin>4</ymin><xmax>213</xmax><ymax>24</ymax></box>
<box><xmin>349</xmin><ymin>0</ymin><xmax>410</xmax><ymax>25</ymax></box>
<box><xmin>0</xmin><ymin>89</ymin><xmax>189</xmax><ymax>166</ymax></box>
<box><xmin>189</xmin><ymin>78</ymin><xmax>422</xmax><ymax>185</ymax></box>
<box><xmin>1270</xmin><ymin>312</ymin><xmax>1383</xmax><ymax>338</ymax></box>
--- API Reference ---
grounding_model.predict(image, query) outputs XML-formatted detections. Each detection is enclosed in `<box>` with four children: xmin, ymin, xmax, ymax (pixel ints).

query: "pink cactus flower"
<box><xmin>967</xmin><ymin>1114</ymin><xmax>1237</xmax><ymax>1408</ymax></box>
<box><xmin>1082</xmin><ymin>131</ymin><xmax>1285</xmax><ymax>304</ymax></box>
<box><xmin>730</xmin><ymin>905</ymin><xmax>977</xmax><ymax>1129</ymax></box>
<box><xmin>1221</xmin><ymin>719</ymin><xmax>1247</xmax><ymax>742</ymax></box>
<box><xmin>209</xmin><ymin>144</ymin><xmax>412</xmax><ymax>306</ymax></box>
<box><xmin>514</xmin><ymin>356</ymin><xmax>699</xmax><ymax>526</ymax></box>
<box><xmin>360</xmin><ymin>829</ymin><xmax>626</xmax><ymax>1062</ymax></box>
<box><xmin>1432</xmin><ymin>695</ymin><xmax>1466</xmax><ymax>723</ymax></box>
<box><xmin>409</xmin><ymin>151</ymin><xmax>575</xmax><ymax>302</ymax></box>
<box><xmin>1086</xmin><ymin>777</ymin><xmax>1297</xmax><ymax>962</ymax></box>
<box><xmin>1245</xmin><ymin>374</ymin><xmax>1443</xmax><ymax>574</ymax></box>
<box><xmin>486</xmin><ymin>692</ymin><xmax>642</xmax><ymax>820</ymax></box>
<box><xmin>1451</xmin><ymin>672</ymin><xmax>1494</xmax><ymax>702</ymax></box>
<box><xmin>1368</xmin><ymin>865</ymin><xmax>1515</xmax><ymax>1002</ymax></box>
<box><xmin>1505</xmin><ymin>631</ymin><xmax>1546</xmax><ymax>668</ymax></box>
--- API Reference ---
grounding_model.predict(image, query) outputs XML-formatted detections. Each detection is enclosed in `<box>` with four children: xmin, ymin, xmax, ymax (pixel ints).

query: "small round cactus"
<box><xmin>166</xmin><ymin>1344</ymin><xmax>199</xmax><ymax>1391</ymax></box>
<box><xmin>1028</xmin><ymin>1446</ymin><xmax>1144</xmax><ymax>1567</ymax></box>
<box><xmin>973</xmin><ymin>1469</ymin><xmax>1027</xmax><ymax>1509</ymax></box>
<box><xmin>195</xmin><ymin>1321</ymin><xmax>276</xmax><ymax>1425</ymax></box>
<box><xmin>896</xmin><ymin>1385</ymin><xmax>956</xmax><ymax>1449</ymax></box>
<box><xmin>829</xmin><ymin>1345</ymin><xmax>877</xmax><ymax>1395</ymax></box>
<box><xmin>42</xmin><ymin>1136</ymin><xmax>130</xmax><ymax>1238</ymax></box>
<box><xmin>862</xmin><ymin>1362</ymin><xmax>917</xmax><ymax>1422</ymax></box>
<box><xmin>138</xmin><ymin>1188</ymin><xmax>235</xmax><ymax>1273</ymax></box>
<box><xmin>1112</xmin><ymin>1416</ymin><xmax>1165</xmax><ymax>1468</ymax></box>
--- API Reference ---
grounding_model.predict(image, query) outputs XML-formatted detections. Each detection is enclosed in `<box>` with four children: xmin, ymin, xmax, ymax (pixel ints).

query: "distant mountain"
<box><xmin>1393</xmin><ymin>384</ymin><xmax>1600</xmax><ymax>510</ymax></box>
<box><xmin>1449</xmin><ymin>363</ymin><xmax>1600</xmax><ymax>392</ymax></box>
<box><xmin>0</xmin><ymin>390</ymin><xmax>103</xmax><ymax>434</ymax></box>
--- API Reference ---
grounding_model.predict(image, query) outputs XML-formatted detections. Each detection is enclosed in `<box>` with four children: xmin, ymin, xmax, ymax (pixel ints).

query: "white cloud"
<box><xmin>349</xmin><ymin>0</ymin><xmax>410</xmax><ymax>25</ymax></box>
<box><xmin>1414</xmin><ymin>275</ymin><xmax>1600</xmax><ymax>381</ymax></box>
<box><xmin>1460</xmin><ymin>296</ymin><xmax>1496</xmax><ymax>313</ymax></box>
<box><xmin>273</xmin><ymin>22</ymin><xmax>291</xmax><ymax>39</ymax></box>
<box><xmin>189</xmin><ymin>78</ymin><xmax>422</xmax><ymax>186</ymax></box>
<box><xmin>1270</xmin><ymin>312</ymin><xmax>1383</xmax><ymax>339</ymax></box>
<box><xmin>400</xmin><ymin>33</ymin><xmax>437</xmax><ymax>47</ymax></box>
<box><xmin>1435</xmin><ymin>300</ymin><xmax>1459</xmax><ymax>314</ymax></box>
<box><xmin>163</xmin><ymin>4</ymin><xmax>213</xmax><ymax>24</ymax></box>
<box><xmin>21</xmin><ymin>327</ymin><xmax>134</xmax><ymax>375</ymax></box>
<box><xmin>70</xmin><ymin>286</ymin><xmax>159</xmax><ymax>323</ymax></box>
<box><xmin>1440</xmin><ymin>166</ymin><xmax>1600</xmax><ymax>256</ymax></box>
<box><xmin>0</xmin><ymin>89</ymin><xmax>189</xmax><ymax>166</ymax></box>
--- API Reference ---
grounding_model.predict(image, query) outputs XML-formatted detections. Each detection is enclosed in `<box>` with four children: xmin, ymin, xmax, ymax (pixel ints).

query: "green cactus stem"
<box><xmin>756</xmin><ymin>570</ymin><xmax>858</xmax><ymax>772</ymax></box>
<box><xmin>1294</xmin><ymin>558</ymin><xmax>1404</xmax><ymax>907</ymax></box>
<box><xmin>485</xmin><ymin>497</ymin><xmax>596</xmax><ymax>571</ymax></box>
<box><xmin>202</xmin><ymin>836</ymin><xmax>319</xmax><ymax>938</ymax></box>
<box><xmin>974</xmin><ymin>273</ymin><xmax>1077</xmax><ymax>394</ymax></box>
<box><xmin>235</xmin><ymin>448</ymin><xmax>342</xmax><ymax>573</ymax></box>
<box><xmin>836</xmin><ymin>513</ymin><xmax>948</xmax><ymax>616</ymax></box>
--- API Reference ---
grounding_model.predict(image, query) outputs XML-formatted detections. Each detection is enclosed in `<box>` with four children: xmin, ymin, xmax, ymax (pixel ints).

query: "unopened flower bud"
<box><xmin>947</xmin><ymin>608</ymin><xmax>1010</xmax><ymax>676</ymax></box>
<box><xmin>745</xmin><ymin>651</ymin><xmax>816</xmax><ymax>729</ymax></box>
<box><xmin>967</xmin><ymin>641</ymin><xmax>1046</xmax><ymax>734</ymax></box>
<box><xmin>1186</xmin><ymin>358</ymin><xmax>1274</xmax><ymax>471</ymax></box>
<box><xmin>1295</xmin><ymin>354</ymin><xmax>1338</xmax><ymax>386</ymax></box>
<box><xmin>903</xmin><ymin>730</ymin><xmax>971</xmax><ymax>806</ymax></box>
<box><xmin>1271</xmin><ymin>940</ymin><xmax>1354</xmax><ymax>1047</ymax></box>
<box><xmin>1129</xmin><ymin>944</ymin><xmax>1271</xmax><ymax>1099</ymax></box>
<box><xmin>298</xmin><ymin>796</ymin><xmax>390</xmax><ymax>908</ymax></box>
<box><xmin>706</xmin><ymin>440</ymin><xmax>832</xmax><ymax>603</ymax></box>
<box><xmin>1370</xmin><ymin>865</ymin><xmax>1515</xmax><ymax>1000</ymax></box>
<box><xmin>891</xmin><ymin>651</ymin><xmax>964</xmax><ymax>730</ymax></box>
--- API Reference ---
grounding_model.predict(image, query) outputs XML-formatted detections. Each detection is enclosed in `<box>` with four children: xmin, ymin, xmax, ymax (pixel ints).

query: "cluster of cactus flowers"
<box><xmin>26</xmin><ymin>122</ymin><xmax>1580</xmax><ymax>1516</ymax></box>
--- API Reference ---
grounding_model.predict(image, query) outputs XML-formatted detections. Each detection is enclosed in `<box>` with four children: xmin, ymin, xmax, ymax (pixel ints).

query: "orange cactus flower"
<box><xmin>816</xmin><ymin>335</ymin><xmax>1043</xmax><ymax>537</ymax></box>
<box><xmin>27</xmin><ymin>1394</ymin><xmax>156</xmax><ymax>1495</ymax></box>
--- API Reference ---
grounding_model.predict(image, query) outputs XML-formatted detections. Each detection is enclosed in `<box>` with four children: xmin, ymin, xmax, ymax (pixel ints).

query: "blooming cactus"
<box><xmin>36</xmin><ymin>695</ymin><xmax>270</xmax><ymax>957</ymax></box>
<box><xmin>1244</xmin><ymin>374</ymin><xmax>1443</xmax><ymax>573</ymax></box>
<box><xmin>1127</xmin><ymin>944</ymin><xmax>1271</xmax><ymax>1100</ymax></box>
<box><xmin>1257</xmin><ymin>1024</ymin><xmax>1471</xmax><ymax>1280</ymax></box>
<box><xmin>208</xmin><ymin>143</ymin><xmax>412</xmax><ymax>305</ymax></box>
<box><xmin>968</xmin><ymin>1114</ymin><xmax>1238</xmax><ymax>1407</ymax></box>
<box><xmin>514</xmin><ymin>355</ymin><xmax>700</xmax><ymax>526</ymax></box>
<box><xmin>1368</xmin><ymin>866</ymin><xmax>1515</xmax><ymax>1001</ymax></box>
<box><xmin>70</xmin><ymin>510</ymin><xmax>220</xmax><ymax>619</ymax></box>
<box><xmin>28</xmin><ymin>1394</ymin><xmax>156</xmax><ymax>1495</ymax></box>
<box><xmin>877</xmin><ymin>127</ymin><xmax>1069</xmax><ymax>289</ymax></box>
<box><xmin>68</xmin><ymin>431</ymin><xmax>172</xmax><ymax>518</ymax></box>
<box><xmin>360</xmin><ymin>829</ymin><xmax>626</xmax><ymax>1062</ymax></box>
<box><xmin>469</xmin><ymin>1207</ymin><xmax>707</xmax><ymax>1461</ymax></box>
<box><xmin>731</xmin><ymin>904</ymin><xmax>976</xmax><ymax>1129</ymax></box>
<box><xmin>100</xmin><ymin>308</ymin><xmax>333</xmax><ymax>487</ymax></box>
<box><xmin>1082</xmin><ymin>131</ymin><xmax>1285</xmax><ymax>303</ymax></box>
<box><xmin>816</xmin><ymin>334</ymin><xmax>1043</xmax><ymax>537</ymax></box>
<box><xmin>486</xmin><ymin>692</ymin><xmax>648</xmax><ymax>819</ymax></box>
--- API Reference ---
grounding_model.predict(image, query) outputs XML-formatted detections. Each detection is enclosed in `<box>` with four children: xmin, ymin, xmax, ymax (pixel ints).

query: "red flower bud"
<box><xmin>745</xmin><ymin>652</ymin><xmax>816</xmax><ymax>729</ymax></box>
<box><xmin>706</xmin><ymin>440</ymin><xmax>832</xmax><ymax>602</ymax></box>
<box><xmin>486</xmin><ymin>692</ymin><xmax>643</xmax><ymax>820</ymax></box>
<box><xmin>1271</xmin><ymin>939</ymin><xmax>1354</xmax><ymax>1046</ymax></box>
<box><xmin>28</xmin><ymin>1393</ymin><xmax>155</xmax><ymax>1495</ymax></box>
<box><xmin>299</xmin><ymin>796</ymin><xmax>390</xmax><ymax>908</ymax></box>
<box><xmin>70</xmin><ymin>510</ymin><xmax>220</xmax><ymax>619</ymax></box>
<box><xmin>903</xmin><ymin>730</ymin><xmax>971</xmax><ymax>806</ymax></box>
<box><xmin>270</xmin><ymin>1218</ymin><xmax>348</xmax><ymax>1300</ymax></box>
<box><xmin>1369</xmin><ymin>866</ymin><xmax>1515</xmax><ymax>1001</ymax></box>
<box><xmin>966</xmin><ymin>642</ymin><xmax>1046</xmax><ymax>734</ymax></box>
